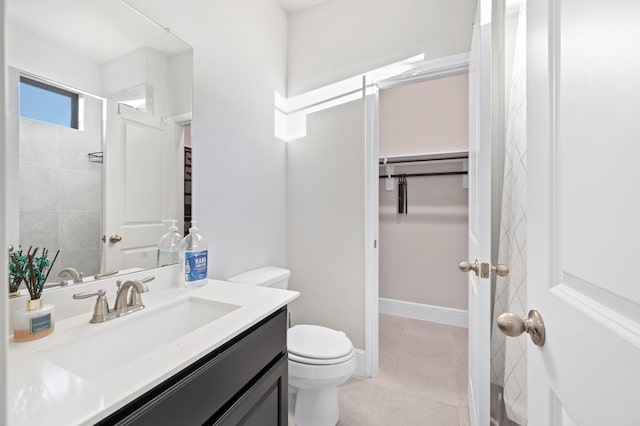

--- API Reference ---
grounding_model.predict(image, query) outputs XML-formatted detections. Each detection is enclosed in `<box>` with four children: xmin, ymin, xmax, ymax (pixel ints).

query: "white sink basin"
<box><xmin>37</xmin><ymin>297</ymin><xmax>240</xmax><ymax>379</ymax></box>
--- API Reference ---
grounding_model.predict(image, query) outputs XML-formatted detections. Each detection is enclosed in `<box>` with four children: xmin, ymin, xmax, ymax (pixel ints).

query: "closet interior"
<box><xmin>378</xmin><ymin>73</ymin><xmax>469</xmax><ymax>316</ymax></box>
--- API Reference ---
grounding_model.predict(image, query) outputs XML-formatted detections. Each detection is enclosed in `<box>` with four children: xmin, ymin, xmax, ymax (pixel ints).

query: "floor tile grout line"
<box><xmin>389</xmin><ymin>315</ymin><xmax>408</xmax><ymax>383</ymax></box>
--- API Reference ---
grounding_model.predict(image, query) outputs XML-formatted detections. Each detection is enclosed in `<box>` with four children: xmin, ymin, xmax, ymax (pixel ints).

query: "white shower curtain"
<box><xmin>490</xmin><ymin>5</ymin><xmax>527</xmax><ymax>425</ymax></box>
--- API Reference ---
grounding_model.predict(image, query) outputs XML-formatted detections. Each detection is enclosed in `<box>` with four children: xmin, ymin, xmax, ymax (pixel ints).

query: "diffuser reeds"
<box><xmin>9</xmin><ymin>246</ymin><xmax>59</xmax><ymax>299</ymax></box>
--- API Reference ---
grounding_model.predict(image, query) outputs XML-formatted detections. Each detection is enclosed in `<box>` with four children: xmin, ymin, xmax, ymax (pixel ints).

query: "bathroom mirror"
<box><xmin>6</xmin><ymin>0</ymin><xmax>193</xmax><ymax>295</ymax></box>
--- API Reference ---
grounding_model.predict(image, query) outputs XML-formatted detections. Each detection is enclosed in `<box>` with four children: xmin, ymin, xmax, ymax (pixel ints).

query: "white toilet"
<box><xmin>227</xmin><ymin>266</ymin><xmax>357</xmax><ymax>426</ymax></box>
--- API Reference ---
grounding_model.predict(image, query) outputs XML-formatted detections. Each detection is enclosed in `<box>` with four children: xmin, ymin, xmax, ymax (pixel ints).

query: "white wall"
<box><xmin>287</xmin><ymin>99</ymin><xmax>365</xmax><ymax>348</ymax></box>
<box><xmin>287</xmin><ymin>0</ymin><xmax>476</xmax><ymax>96</ymax></box>
<box><xmin>123</xmin><ymin>0</ymin><xmax>288</xmax><ymax>279</ymax></box>
<box><xmin>7</xmin><ymin>20</ymin><xmax>102</xmax><ymax>94</ymax></box>
<box><xmin>1</xmin><ymin>2</ymin><xmax>9</xmax><ymax>423</ymax></box>
<box><xmin>102</xmin><ymin>47</ymin><xmax>173</xmax><ymax>116</ymax></box>
<box><xmin>101</xmin><ymin>48</ymin><xmax>147</xmax><ymax>100</ymax></box>
<box><xmin>286</xmin><ymin>0</ymin><xmax>475</xmax><ymax>354</ymax></box>
<box><xmin>168</xmin><ymin>51</ymin><xmax>193</xmax><ymax>117</ymax></box>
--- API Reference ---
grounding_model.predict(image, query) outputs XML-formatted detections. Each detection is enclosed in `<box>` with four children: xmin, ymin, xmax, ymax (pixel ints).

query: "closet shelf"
<box><xmin>379</xmin><ymin>150</ymin><xmax>468</xmax><ymax>179</ymax></box>
<box><xmin>378</xmin><ymin>150</ymin><xmax>468</xmax><ymax>165</ymax></box>
<box><xmin>378</xmin><ymin>171</ymin><xmax>467</xmax><ymax>179</ymax></box>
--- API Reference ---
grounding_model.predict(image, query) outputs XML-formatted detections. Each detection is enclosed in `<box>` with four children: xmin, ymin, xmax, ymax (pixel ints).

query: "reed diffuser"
<box><xmin>10</xmin><ymin>247</ymin><xmax>59</xmax><ymax>342</ymax></box>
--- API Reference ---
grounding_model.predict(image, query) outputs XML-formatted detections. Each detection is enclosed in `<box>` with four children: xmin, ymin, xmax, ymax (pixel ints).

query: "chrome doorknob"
<box><xmin>458</xmin><ymin>259</ymin><xmax>480</xmax><ymax>276</ymax></box>
<box><xmin>109</xmin><ymin>234</ymin><xmax>122</xmax><ymax>243</ymax></box>
<box><xmin>497</xmin><ymin>310</ymin><xmax>546</xmax><ymax>347</ymax></box>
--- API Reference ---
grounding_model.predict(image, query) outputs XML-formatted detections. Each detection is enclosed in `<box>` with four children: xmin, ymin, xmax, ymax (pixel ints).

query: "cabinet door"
<box><xmin>98</xmin><ymin>309</ymin><xmax>287</xmax><ymax>426</ymax></box>
<box><xmin>213</xmin><ymin>353</ymin><xmax>288</xmax><ymax>426</ymax></box>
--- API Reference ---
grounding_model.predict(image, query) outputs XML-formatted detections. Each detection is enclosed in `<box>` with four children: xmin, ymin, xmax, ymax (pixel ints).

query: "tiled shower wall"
<box><xmin>19</xmin><ymin>96</ymin><xmax>103</xmax><ymax>280</ymax></box>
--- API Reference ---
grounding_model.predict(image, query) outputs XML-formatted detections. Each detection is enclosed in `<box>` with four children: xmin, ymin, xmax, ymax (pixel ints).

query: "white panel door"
<box><xmin>466</xmin><ymin>1</ymin><xmax>493</xmax><ymax>425</ymax></box>
<box><xmin>527</xmin><ymin>0</ymin><xmax>640</xmax><ymax>424</ymax></box>
<box><xmin>104</xmin><ymin>102</ymin><xmax>177</xmax><ymax>271</ymax></box>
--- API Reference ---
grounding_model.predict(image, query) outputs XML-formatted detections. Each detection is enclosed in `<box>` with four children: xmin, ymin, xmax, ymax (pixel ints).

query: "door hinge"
<box><xmin>374</xmin><ymin>239</ymin><xmax>377</xmax><ymax>248</ymax></box>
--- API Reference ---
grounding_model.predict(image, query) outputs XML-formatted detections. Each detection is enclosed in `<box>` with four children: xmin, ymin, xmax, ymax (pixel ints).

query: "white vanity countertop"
<box><xmin>7</xmin><ymin>279</ymin><xmax>299</xmax><ymax>426</ymax></box>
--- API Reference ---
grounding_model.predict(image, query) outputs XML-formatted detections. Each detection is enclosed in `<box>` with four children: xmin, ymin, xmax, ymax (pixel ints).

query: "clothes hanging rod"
<box><xmin>378</xmin><ymin>171</ymin><xmax>468</xmax><ymax>178</ymax></box>
<box><xmin>379</xmin><ymin>151</ymin><xmax>468</xmax><ymax>165</ymax></box>
<box><xmin>379</xmin><ymin>159</ymin><xmax>465</xmax><ymax>168</ymax></box>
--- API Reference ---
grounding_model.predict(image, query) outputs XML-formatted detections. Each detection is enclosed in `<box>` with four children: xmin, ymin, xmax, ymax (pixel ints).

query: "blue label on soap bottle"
<box><xmin>185</xmin><ymin>250</ymin><xmax>208</xmax><ymax>282</ymax></box>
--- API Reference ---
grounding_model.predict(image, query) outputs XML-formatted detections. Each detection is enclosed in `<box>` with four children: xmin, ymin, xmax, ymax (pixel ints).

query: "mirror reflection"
<box><xmin>6</xmin><ymin>0</ymin><xmax>193</xmax><ymax>295</ymax></box>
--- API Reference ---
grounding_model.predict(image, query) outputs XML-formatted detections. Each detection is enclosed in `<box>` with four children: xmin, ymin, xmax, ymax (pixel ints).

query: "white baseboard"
<box><xmin>379</xmin><ymin>297</ymin><xmax>468</xmax><ymax>328</ymax></box>
<box><xmin>353</xmin><ymin>349</ymin><xmax>366</xmax><ymax>377</ymax></box>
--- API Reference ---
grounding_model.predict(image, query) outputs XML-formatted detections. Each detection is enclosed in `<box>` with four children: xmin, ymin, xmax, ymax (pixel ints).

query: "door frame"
<box><xmin>362</xmin><ymin>53</ymin><xmax>470</xmax><ymax>377</ymax></box>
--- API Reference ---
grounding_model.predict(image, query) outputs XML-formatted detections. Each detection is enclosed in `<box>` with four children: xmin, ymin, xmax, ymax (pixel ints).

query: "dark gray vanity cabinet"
<box><xmin>96</xmin><ymin>308</ymin><xmax>288</xmax><ymax>426</ymax></box>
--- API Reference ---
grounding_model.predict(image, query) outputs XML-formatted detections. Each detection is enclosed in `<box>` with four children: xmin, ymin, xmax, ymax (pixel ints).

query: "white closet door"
<box><xmin>465</xmin><ymin>1</ymin><xmax>493</xmax><ymax>424</ymax></box>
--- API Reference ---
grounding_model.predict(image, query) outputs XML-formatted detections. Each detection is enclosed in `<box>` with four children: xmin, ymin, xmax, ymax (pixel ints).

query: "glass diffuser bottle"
<box><xmin>12</xmin><ymin>299</ymin><xmax>55</xmax><ymax>342</ymax></box>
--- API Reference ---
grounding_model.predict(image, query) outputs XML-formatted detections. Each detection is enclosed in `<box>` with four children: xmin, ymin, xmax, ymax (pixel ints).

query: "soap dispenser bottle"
<box><xmin>157</xmin><ymin>219</ymin><xmax>183</xmax><ymax>267</ymax></box>
<box><xmin>179</xmin><ymin>220</ymin><xmax>208</xmax><ymax>287</ymax></box>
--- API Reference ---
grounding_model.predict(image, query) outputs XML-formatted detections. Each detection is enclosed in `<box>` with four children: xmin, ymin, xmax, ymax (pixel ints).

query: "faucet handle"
<box><xmin>73</xmin><ymin>289</ymin><xmax>106</xmax><ymax>299</ymax></box>
<box><xmin>73</xmin><ymin>289</ymin><xmax>112</xmax><ymax>323</ymax></box>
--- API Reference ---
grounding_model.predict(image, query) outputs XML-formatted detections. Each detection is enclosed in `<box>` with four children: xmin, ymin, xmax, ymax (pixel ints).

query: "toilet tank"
<box><xmin>227</xmin><ymin>266</ymin><xmax>290</xmax><ymax>290</ymax></box>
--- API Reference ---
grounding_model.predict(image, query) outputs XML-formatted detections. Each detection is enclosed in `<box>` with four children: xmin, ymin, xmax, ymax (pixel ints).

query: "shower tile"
<box><xmin>59</xmin><ymin>169</ymin><xmax>101</xmax><ymax>211</ymax></box>
<box><xmin>19</xmin><ymin>210</ymin><xmax>59</xmax><ymax>251</ymax></box>
<box><xmin>59</xmin><ymin>248</ymin><xmax>102</xmax><ymax>278</ymax></box>
<box><xmin>59</xmin><ymin>211</ymin><xmax>101</xmax><ymax>251</ymax></box>
<box><xmin>19</xmin><ymin>165</ymin><xmax>59</xmax><ymax>211</ymax></box>
<box><xmin>19</xmin><ymin>118</ymin><xmax>60</xmax><ymax>168</ymax></box>
<box><xmin>60</xmin><ymin>127</ymin><xmax>102</xmax><ymax>172</ymax></box>
<box><xmin>82</xmin><ymin>96</ymin><xmax>104</xmax><ymax>136</ymax></box>
<box><xmin>44</xmin><ymin>259</ymin><xmax>63</xmax><ymax>284</ymax></box>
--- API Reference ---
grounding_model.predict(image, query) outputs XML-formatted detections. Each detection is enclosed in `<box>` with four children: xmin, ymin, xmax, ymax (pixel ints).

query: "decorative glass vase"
<box><xmin>12</xmin><ymin>298</ymin><xmax>55</xmax><ymax>342</ymax></box>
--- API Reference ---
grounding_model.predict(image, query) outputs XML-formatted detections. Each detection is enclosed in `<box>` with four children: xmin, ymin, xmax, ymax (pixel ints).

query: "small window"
<box><xmin>19</xmin><ymin>76</ymin><xmax>80</xmax><ymax>129</ymax></box>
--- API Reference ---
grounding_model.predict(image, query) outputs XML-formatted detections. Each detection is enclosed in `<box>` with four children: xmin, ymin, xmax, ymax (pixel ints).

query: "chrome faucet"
<box><xmin>73</xmin><ymin>275</ymin><xmax>154</xmax><ymax>323</ymax></box>
<box><xmin>58</xmin><ymin>267</ymin><xmax>84</xmax><ymax>283</ymax></box>
<box><xmin>114</xmin><ymin>276</ymin><xmax>154</xmax><ymax>316</ymax></box>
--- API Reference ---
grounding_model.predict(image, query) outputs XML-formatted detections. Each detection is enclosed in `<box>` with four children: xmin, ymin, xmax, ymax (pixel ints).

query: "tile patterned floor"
<box><xmin>335</xmin><ymin>314</ymin><xmax>470</xmax><ymax>426</ymax></box>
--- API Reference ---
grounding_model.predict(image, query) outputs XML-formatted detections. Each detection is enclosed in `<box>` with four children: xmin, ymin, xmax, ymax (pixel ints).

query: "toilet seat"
<box><xmin>288</xmin><ymin>325</ymin><xmax>354</xmax><ymax>363</ymax></box>
<box><xmin>288</xmin><ymin>349</ymin><xmax>355</xmax><ymax>365</ymax></box>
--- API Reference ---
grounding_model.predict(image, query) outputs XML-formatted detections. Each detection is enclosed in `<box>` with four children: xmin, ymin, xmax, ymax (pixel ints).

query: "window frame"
<box><xmin>19</xmin><ymin>76</ymin><xmax>80</xmax><ymax>129</ymax></box>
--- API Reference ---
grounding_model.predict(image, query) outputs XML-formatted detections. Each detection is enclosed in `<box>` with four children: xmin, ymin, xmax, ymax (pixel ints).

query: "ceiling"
<box><xmin>7</xmin><ymin>0</ymin><xmax>191</xmax><ymax>64</ymax></box>
<box><xmin>7</xmin><ymin>0</ymin><xmax>329</xmax><ymax>64</ymax></box>
<box><xmin>277</xmin><ymin>0</ymin><xmax>329</xmax><ymax>12</ymax></box>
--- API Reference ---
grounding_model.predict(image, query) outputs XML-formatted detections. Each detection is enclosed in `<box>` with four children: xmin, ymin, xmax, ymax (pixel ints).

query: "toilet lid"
<box><xmin>288</xmin><ymin>325</ymin><xmax>354</xmax><ymax>360</ymax></box>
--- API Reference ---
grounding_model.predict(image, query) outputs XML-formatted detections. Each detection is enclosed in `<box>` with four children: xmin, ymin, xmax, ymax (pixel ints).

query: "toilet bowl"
<box><xmin>287</xmin><ymin>324</ymin><xmax>357</xmax><ymax>426</ymax></box>
<box><xmin>227</xmin><ymin>267</ymin><xmax>357</xmax><ymax>426</ymax></box>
